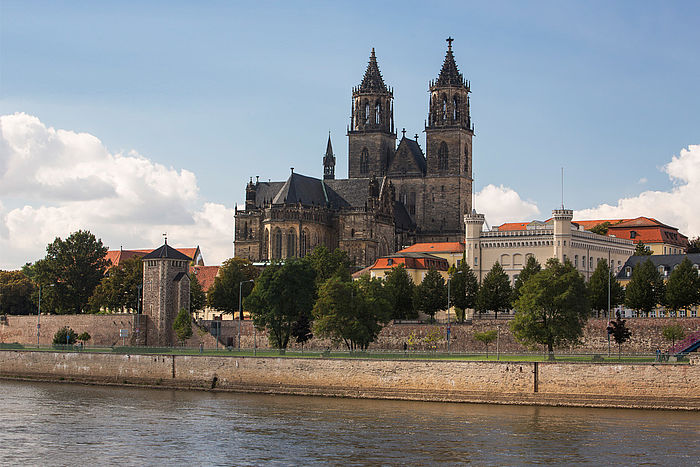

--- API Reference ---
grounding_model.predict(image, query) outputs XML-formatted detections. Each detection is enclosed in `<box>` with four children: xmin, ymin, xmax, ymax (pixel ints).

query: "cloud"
<box><xmin>576</xmin><ymin>145</ymin><xmax>700</xmax><ymax>238</ymax></box>
<box><xmin>474</xmin><ymin>184</ymin><xmax>540</xmax><ymax>228</ymax></box>
<box><xmin>638</xmin><ymin>177</ymin><xmax>647</xmax><ymax>184</ymax></box>
<box><xmin>0</xmin><ymin>113</ymin><xmax>234</xmax><ymax>269</ymax></box>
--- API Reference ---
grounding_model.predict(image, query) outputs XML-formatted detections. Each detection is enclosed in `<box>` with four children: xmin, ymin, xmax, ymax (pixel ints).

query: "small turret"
<box><xmin>245</xmin><ymin>177</ymin><xmax>257</xmax><ymax>210</ymax></box>
<box><xmin>323</xmin><ymin>132</ymin><xmax>335</xmax><ymax>180</ymax></box>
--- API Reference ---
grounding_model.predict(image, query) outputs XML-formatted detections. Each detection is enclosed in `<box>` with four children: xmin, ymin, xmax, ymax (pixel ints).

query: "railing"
<box><xmin>669</xmin><ymin>330</ymin><xmax>700</xmax><ymax>355</ymax></box>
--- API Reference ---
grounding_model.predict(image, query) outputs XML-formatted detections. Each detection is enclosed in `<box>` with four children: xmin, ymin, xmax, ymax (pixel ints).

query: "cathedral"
<box><xmin>234</xmin><ymin>38</ymin><xmax>474</xmax><ymax>267</ymax></box>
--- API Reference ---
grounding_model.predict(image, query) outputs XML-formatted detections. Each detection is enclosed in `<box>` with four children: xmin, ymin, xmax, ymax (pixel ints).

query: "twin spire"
<box><xmin>357</xmin><ymin>48</ymin><xmax>389</xmax><ymax>94</ymax></box>
<box><xmin>435</xmin><ymin>36</ymin><xmax>465</xmax><ymax>87</ymax></box>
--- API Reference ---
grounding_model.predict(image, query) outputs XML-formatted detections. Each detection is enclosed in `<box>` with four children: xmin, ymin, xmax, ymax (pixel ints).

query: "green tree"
<box><xmin>625</xmin><ymin>259</ymin><xmax>665</xmax><ymax>317</ymax></box>
<box><xmin>77</xmin><ymin>332</ymin><xmax>91</xmax><ymax>346</ymax></box>
<box><xmin>207</xmin><ymin>257</ymin><xmax>259</xmax><ymax>317</ymax></box>
<box><xmin>609</xmin><ymin>313</ymin><xmax>632</xmax><ymax>359</ymax></box>
<box><xmin>313</xmin><ymin>274</ymin><xmax>390</xmax><ymax>351</ymax></box>
<box><xmin>173</xmin><ymin>307</ymin><xmax>193</xmax><ymax>345</ymax></box>
<box><xmin>303</xmin><ymin>246</ymin><xmax>351</xmax><ymax>286</ymax></box>
<box><xmin>0</xmin><ymin>270</ymin><xmax>36</xmax><ymax>315</ymax></box>
<box><xmin>52</xmin><ymin>326</ymin><xmax>77</xmax><ymax>346</ymax></box>
<box><xmin>633</xmin><ymin>241</ymin><xmax>653</xmax><ymax>256</ymax></box>
<box><xmin>383</xmin><ymin>264</ymin><xmax>416</xmax><ymax>320</ymax></box>
<box><xmin>244</xmin><ymin>259</ymin><xmax>316</xmax><ymax>350</ymax></box>
<box><xmin>662</xmin><ymin>324</ymin><xmax>685</xmax><ymax>348</ymax></box>
<box><xmin>476</xmin><ymin>262</ymin><xmax>512</xmax><ymax>319</ymax></box>
<box><xmin>474</xmin><ymin>329</ymin><xmax>498</xmax><ymax>357</ymax></box>
<box><xmin>291</xmin><ymin>313</ymin><xmax>313</xmax><ymax>352</ymax></box>
<box><xmin>511</xmin><ymin>258</ymin><xmax>590</xmax><ymax>357</ymax></box>
<box><xmin>512</xmin><ymin>256</ymin><xmax>541</xmax><ymax>304</ymax></box>
<box><xmin>688</xmin><ymin>237</ymin><xmax>700</xmax><ymax>254</ymax></box>
<box><xmin>588</xmin><ymin>258</ymin><xmax>625</xmax><ymax>317</ymax></box>
<box><xmin>665</xmin><ymin>258</ymin><xmax>700</xmax><ymax>314</ymax></box>
<box><xmin>88</xmin><ymin>257</ymin><xmax>143</xmax><ymax>313</ymax></box>
<box><xmin>414</xmin><ymin>269</ymin><xmax>447</xmax><ymax>323</ymax></box>
<box><xmin>589</xmin><ymin>222</ymin><xmax>612</xmax><ymax>236</ymax></box>
<box><xmin>33</xmin><ymin>230</ymin><xmax>109</xmax><ymax>314</ymax></box>
<box><xmin>450</xmin><ymin>256</ymin><xmax>479</xmax><ymax>322</ymax></box>
<box><xmin>189</xmin><ymin>272</ymin><xmax>207</xmax><ymax>313</ymax></box>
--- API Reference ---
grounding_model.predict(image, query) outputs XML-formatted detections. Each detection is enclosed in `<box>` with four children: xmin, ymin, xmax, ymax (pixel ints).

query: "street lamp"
<box><xmin>446</xmin><ymin>270</ymin><xmax>463</xmax><ymax>353</ymax></box>
<box><xmin>238</xmin><ymin>279</ymin><xmax>255</xmax><ymax>350</ymax></box>
<box><xmin>37</xmin><ymin>283</ymin><xmax>55</xmax><ymax>347</ymax></box>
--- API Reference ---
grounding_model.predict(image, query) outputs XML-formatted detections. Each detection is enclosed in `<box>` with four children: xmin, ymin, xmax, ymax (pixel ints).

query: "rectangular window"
<box><xmin>474</xmin><ymin>257</ymin><xmax>478</xmax><ymax>266</ymax></box>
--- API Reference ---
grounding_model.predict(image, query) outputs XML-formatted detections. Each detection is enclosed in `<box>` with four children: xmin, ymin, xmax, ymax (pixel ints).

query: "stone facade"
<box><xmin>235</xmin><ymin>39</ymin><xmax>474</xmax><ymax>267</ymax></box>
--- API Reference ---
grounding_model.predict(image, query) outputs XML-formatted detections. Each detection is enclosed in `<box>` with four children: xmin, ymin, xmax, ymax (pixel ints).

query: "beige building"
<box><xmin>465</xmin><ymin>209</ymin><xmax>635</xmax><ymax>284</ymax></box>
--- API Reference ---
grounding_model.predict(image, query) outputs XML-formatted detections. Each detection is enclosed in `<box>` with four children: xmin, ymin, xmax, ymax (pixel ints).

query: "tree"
<box><xmin>662</xmin><ymin>324</ymin><xmax>685</xmax><ymax>348</ymax></box>
<box><xmin>511</xmin><ymin>258</ymin><xmax>590</xmax><ymax>357</ymax></box>
<box><xmin>474</xmin><ymin>330</ymin><xmax>498</xmax><ymax>357</ymax></box>
<box><xmin>52</xmin><ymin>326</ymin><xmax>77</xmax><ymax>346</ymax></box>
<box><xmin>665</xmin><ymin>258</ymin><xmax>700</xmax><ymax>314</ymax></box>
<box><xmin>189</xmin><ymin>272</ymin><xmax>207</xmax><ymax>313</ymax></box>
<box><xmin>450</xmin><ymin>256</ymin><xmax>479</xmax><ymax>322</ymax></box>
<box><xmin>589</xmin><ymin>221</ymin><xmax>612</xmax><ymax>236</ymax></box>
<box><xmin>633</xmin><ymin>241</ymin><xmax>653</xmax><ymax>256</ymax></box>
<box><xmin>303</xmin><ymin>246</ymin><xmax>351</xmax><ymax>286</ymax></box>
<box><xmin>207</xmin><ymin>257</ymin><xmax>259</xmax><ymax>317</ymax></box>
<box><xmin>88</xmin><ymin>257</ymin><xmax>143</xmax><ymax>313</ymax></box>
<box><xmin>0</xmin><ymin>270</ymin><xmax>36</xmax><ymax>315</ymax></box>
<box><xmin>688</xmin><ymin>237</ymin><xmax>700</xmax><ymax>254</ymax></box>
<box><xmin>291</xmin><ymin>313</ymin><xmax>313</xmax><ymax>352</ymax></box>
<box><xmin>476</xmin><ymin>262</ymin><xmax>512</xmax><ymax>319</ymax></box>
<box><xmin>313</xmin><ymin>274</ymin><xmax>390</xmax><ymax>351</ymax></box>
<box><xmin>512</xmin><ymin>256</ymin><xmax>541</xmax><ymax>304</ymax></box>
<box><xmin>608</xmin><ymin>313</ymin><xmax>632</xmax><ymax>359</ymax></box>
<box><xmin>173</xmin><ymin>307</ymin><xmax>193</xmax><ymax>345</ymax></box>
<box><xmin>383</xmin><ymin>264</ymin><xmax>416</xmax><ymax>320</ymax></box>
<box><xmin>244</xmin><ymin>259</ymin><xmax>316</xmax><ymax>350</ymax></box>
<box><xmin>77</xmin><ymin>332</ymin><xmax>91</xmax><ymax>347</ymax></box>
<box><xmin>33</xmin><ymin>230</ymin><xmax>109</xmax><ymax>314</ymax></box>
<box><xmin>588</xmin><ymin>258</ymin><xmax>625</xmax><ymax>317</ymax></box>
<box><xmin>413</xmin><ymin>269</ymin><xmax>446</xmax><ymax>323</ymax></box>
<box><xmin>625</xmin><ymin>259</ymin><xmax>665</xmax><ymax>317</ymax></box>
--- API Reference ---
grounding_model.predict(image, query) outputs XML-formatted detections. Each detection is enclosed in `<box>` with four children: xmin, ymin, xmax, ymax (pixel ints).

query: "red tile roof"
<box><xmin>191</xmin><ymin>265</ymin><xmax>220</xmax><ymax>292</ymax></box>
<box><xmin>398</xmin><ymin>242</ymin><xmax>464</xmax><ymax>254</ymax></box>
<box><xmin>370</xmin><ymin>253</ymin><xmax>449</xmax><ymax>271</ymax></box>
<box><xmin>106</xmin><ymin>246</ymin><xmax>201</xmax><ymax>268</ymax></box>
<box><xmin>496</xmin><ymin>222</ymin><xmax>531</xmax><ymax>231</ymax></box>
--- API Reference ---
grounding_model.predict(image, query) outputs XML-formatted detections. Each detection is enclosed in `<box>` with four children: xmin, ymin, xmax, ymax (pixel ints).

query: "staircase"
<box><xmin>669</xmin><ymin>330</ymin><xmax>700</xmax><ymax>356</ymax></box>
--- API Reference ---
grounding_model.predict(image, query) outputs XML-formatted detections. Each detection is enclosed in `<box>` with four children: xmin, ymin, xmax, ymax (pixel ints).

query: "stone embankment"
<box><xmin>1</xmin><ymin>350</ymin><xmax>698</xmax><ymax>411</ymax></box>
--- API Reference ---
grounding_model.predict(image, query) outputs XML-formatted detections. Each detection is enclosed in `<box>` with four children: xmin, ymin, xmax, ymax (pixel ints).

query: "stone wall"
<box><xmin>1</xmin><ymin>350</ymin><xmax>698</xmax><ymax>410</ymax></box>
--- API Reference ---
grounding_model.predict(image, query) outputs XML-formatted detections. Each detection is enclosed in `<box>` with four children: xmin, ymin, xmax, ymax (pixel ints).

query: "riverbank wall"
<box><xmin>1</xmin><ymin>350</ymin><xmax>698</xmax><ymax>410</ymax></box>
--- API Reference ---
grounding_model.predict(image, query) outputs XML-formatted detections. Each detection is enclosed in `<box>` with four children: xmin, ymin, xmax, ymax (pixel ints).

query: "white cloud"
<box><xmin>0</xmin><ymin>113</ymin><xmax>234</xmax><ymax>269</ymax></box>
<box><xmin>638</xmin><ymin>177</ymin><xmax>647</xmax><ymax>184</ymax></box>
<box><xmin>576</xmin><ymin>144</ymin><xmax>700</xmax><ymax>238</ymax></box>
<box><xmin>474</xmin><ymin>184</ymin><xmax>541</xmax><ymax>228</ymax></box>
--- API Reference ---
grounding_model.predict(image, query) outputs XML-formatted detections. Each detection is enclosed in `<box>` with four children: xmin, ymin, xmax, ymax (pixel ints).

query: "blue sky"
<box><xmin>1</xmin><ymin>1</ymin><xmax>699</xmax><ymax>268</ymax></box>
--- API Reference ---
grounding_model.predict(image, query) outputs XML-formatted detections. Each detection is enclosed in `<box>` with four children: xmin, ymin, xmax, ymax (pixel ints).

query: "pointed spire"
<box><xmin>358</xmin><ymin>48</ymin><xmax>388</xmax><ymax>93</ymax></box>
<box><xmin>435</xmin><ymin>37</ymin><xmax>464</xmax><ymax>87</ymax></box>
<box><xmin>325</xmin><ymin>131</ymin><xmax>333</xmax><ymax>157</ymax></box>
<box><xmin>323</xmin><ymin>133</ymin><xmax>335</xmax><ymax>180</ymax></box>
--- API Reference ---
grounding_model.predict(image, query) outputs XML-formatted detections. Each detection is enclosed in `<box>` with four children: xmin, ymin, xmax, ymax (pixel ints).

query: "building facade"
<box><xmin>465</xmin><ymin>209</ymin><xmax>636</xmax><ymax>284</ymax></box>
<box><xmin>234</xmin><ymin>39</ymin><xmax>474</xmax><ymax>267</ymax></box>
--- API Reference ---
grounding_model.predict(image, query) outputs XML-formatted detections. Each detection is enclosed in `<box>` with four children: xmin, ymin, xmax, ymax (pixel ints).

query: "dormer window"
<box><xmin>630</xmin><ymin>231</ymin><xmax>637</xmax><ymax>239</ymax></box>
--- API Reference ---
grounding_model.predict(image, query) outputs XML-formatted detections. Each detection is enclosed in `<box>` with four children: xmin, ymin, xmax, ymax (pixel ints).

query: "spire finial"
<box><xmin>446</xmin><ymin>37</ymin><xmax>454</xmax><ymax>51</ymax></box>
<box><xmin>163</xmin><ymin>232</ymin><xmax>168</xmax><ymax>245</ymax></box>
<box><xmin>291</xmin><ymin>167</ymin><xmax>294</xmax><ymax>174</ymax></box>
<box><xmin>402</xmin><ymin>128</ymin><xmax>406</xmax><ymax>138</ymax></box>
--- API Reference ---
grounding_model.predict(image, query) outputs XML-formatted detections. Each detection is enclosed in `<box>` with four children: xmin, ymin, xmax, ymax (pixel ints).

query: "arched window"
<box><xmin>464</xmin><ymin>146</ymin><xmax>469</xmax><ymax>172</ymax></box>
<box><xmin>360</xmin><ymin>148</ymin><xmax>369</xmax><ymax>174</ymax></box>
<box><xmin>300</xmin><ymin>229</ymin><xmax>308</xmax><ymax>257</ymax></box>
<box><xmin>287</xmin><ymin>228</ymin><xmax>297</xmax><ymax>258</ymax></box>
<box><xmin>442</xmin><ymin>96</ymin><xmax>448</xmax><ymax>121</ymax></box>
<box><xmin>364</xmin><ymin>102</ymin><xmax>370</xmax><ymax>124</ymax></box>
<box><xmin>273</xmin><ymin>228</ymin><xmax>282</xmax><ymax>259</ymax></box>
<box><xmin>375</xmin><ymin>102</ymin><xmax>381</xmax><ymax>125</ymax></box>
<box><xmin>453</xmin><ymin>95</ymin><xmax>460</xmax><ymax>121</ymax></box>
<box><xmin>438</xmin><ymin>142</ymin><xmax>448</xmax><ymax>171</ymax></box>
<box><xmin>262</xmin><ymin>229</ymin><xmax>269</xmax><ymax>260</ymax></box>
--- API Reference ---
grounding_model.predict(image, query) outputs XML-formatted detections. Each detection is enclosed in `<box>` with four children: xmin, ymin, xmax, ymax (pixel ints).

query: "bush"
<box><xmin>52</xmin><ymin>326</ymin><xmax>77</xmax><ymax>346</ymax></box>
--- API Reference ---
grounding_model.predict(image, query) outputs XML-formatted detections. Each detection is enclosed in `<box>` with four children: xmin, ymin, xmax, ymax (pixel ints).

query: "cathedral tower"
<box><xmin>348</xmin><ymin>48</ymin><xmax>396</xmax><ymax>178</ymax></box>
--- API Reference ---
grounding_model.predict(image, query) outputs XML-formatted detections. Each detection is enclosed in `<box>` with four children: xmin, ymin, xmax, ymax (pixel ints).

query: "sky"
<box><xmin>1</xmin><ymin>0</ymin><xmax>699</xmax><ymax>269</ymax></box>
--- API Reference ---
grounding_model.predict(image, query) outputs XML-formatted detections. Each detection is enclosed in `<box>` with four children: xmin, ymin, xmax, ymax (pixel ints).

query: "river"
<box><xmin>0</xmin><ymin>380</ymin><xmax>698</xmax><ymax>466</ymax></box>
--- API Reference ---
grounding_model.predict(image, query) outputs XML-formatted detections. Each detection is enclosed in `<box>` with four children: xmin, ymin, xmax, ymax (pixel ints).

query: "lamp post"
<box><xmin>238</xmin><ymin>279</ymin><xmax>254</xmax><ymax>350</ymax></box>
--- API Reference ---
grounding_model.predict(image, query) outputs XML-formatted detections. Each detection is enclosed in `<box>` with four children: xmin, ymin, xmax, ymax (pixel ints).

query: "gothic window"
<box><xmin>263</xmin><ymin>229</ymin><xmax>269</xmax><ymax>261</ymax></box>
<box><xmin>438</xmin><ymin>142</ymin><xmax>448</xmax><ymax>171</ymax></box>
<box><xmin>408</xmin><ymin>191</ymin><xmax>416</xmax><ymax>216</ymax></box>
<box><xmin>300</xmin><ymin>229</ymin><xmax>309</xmax><ymax>257</ymax></box>
<box><xmin>273</xmin><ymin>228</ymin><xmax>282</xmax><ymax>259</ymax></box>
<box><xmin>287</xmin><ymin>228</ymin><xmax>297</xmax><ymax>258</ymax></box>
<box><xmin>442</xmin><ymin>95</ymin><xmax>448</xmax><ymax>122</ymax></box>
<box><xmin>364</xmin><ymin>102</ymin><xmax>370</xmax><ymax>125</ymax></box>
<box><xmin>464</xmin><ymin>146</ymin><xmax>469</xmax><ymax>172</ymax></box>
<box><xmin>375</xmin><ymin>102</ymin><xmax>381</xmax><ymax>125</ymax></box>
<box><xmin>360</xmin><ymin>148</ymin><xmax>369</xmax><ymax>174</ymax></box>
<box><xmin>453</xmin><ymin>96</ymin><xmax>460</xmax><ymax>121</ymax></box>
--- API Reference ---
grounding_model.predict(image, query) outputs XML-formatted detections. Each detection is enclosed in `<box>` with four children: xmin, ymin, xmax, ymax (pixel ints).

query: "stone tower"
<box><xmin>348</xmin><ymin>48</ymin><xmax>396</xmax><ymax>178</ymax></box>
<box><xmin>323</xmin><ymin>133</ymin><xmax>335</xmax><ymax>180</ymax></box>
<box><xmin>141</xmin><ymin>241</ymin><xmax>191</xmax><ymax>346</ymax></box>
<box><xmin>421</xmin><ymin>37</ymin><xmax>474</xmax><ymax>237</ymax></box>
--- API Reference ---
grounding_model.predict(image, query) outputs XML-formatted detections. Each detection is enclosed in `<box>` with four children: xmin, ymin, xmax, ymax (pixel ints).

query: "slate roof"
<box><xmin>254</xmin><ymin>181</ymin><xmax>286</xmax><ymax>207</ymax></box>
<box><xmin>173</xmin><ymin>271</ymin><xmax>189</xmax><ymax>282</ymax></box>
<box><xmin>357</xmin><ymin>48</ymin><xmax>388</xmax><ymax>93</ymax></box>
<box><xmin>272</xmin><ymin>172</ymin><xmax>328</xmax><ymax>206</ymax></box>
<box><xmin>393</xmin><ymin>136</ymin><xmax>427</xmax><ymax>174</ymax></box>
<box><xmin>106</xmin><ymin>247</ymin><xmax>201</xmax><ymax>267</ymax></box>
<box><xmin>393</xmin><ymin>201</ymin><xmax>415</xmax><ymax>230</ymax></box>
<box><xmin>324</xmin><ymin>178</ymin><xmax>371</xmax><ymax>208</ymax></box>
<box><xmin>142</xmin><ymin>243</ymin><xmax>193</xmax><ymax>261</ymax></box>
<box><xmin>617</xmin><ymin>253</ymin><xmax>700</xmax><ymax>279</ymax></box>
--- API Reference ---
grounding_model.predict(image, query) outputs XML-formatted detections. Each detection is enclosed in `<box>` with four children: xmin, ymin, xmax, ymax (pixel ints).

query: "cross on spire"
<box><xmin>402</xmin><ymin>128</ymin><xmax>406</xmax><ymax>137</ymax></box>
<box><xmin>446</xmin><ymin>36</ymin><xmax>454</xmax><ymax>50</ymax></box>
